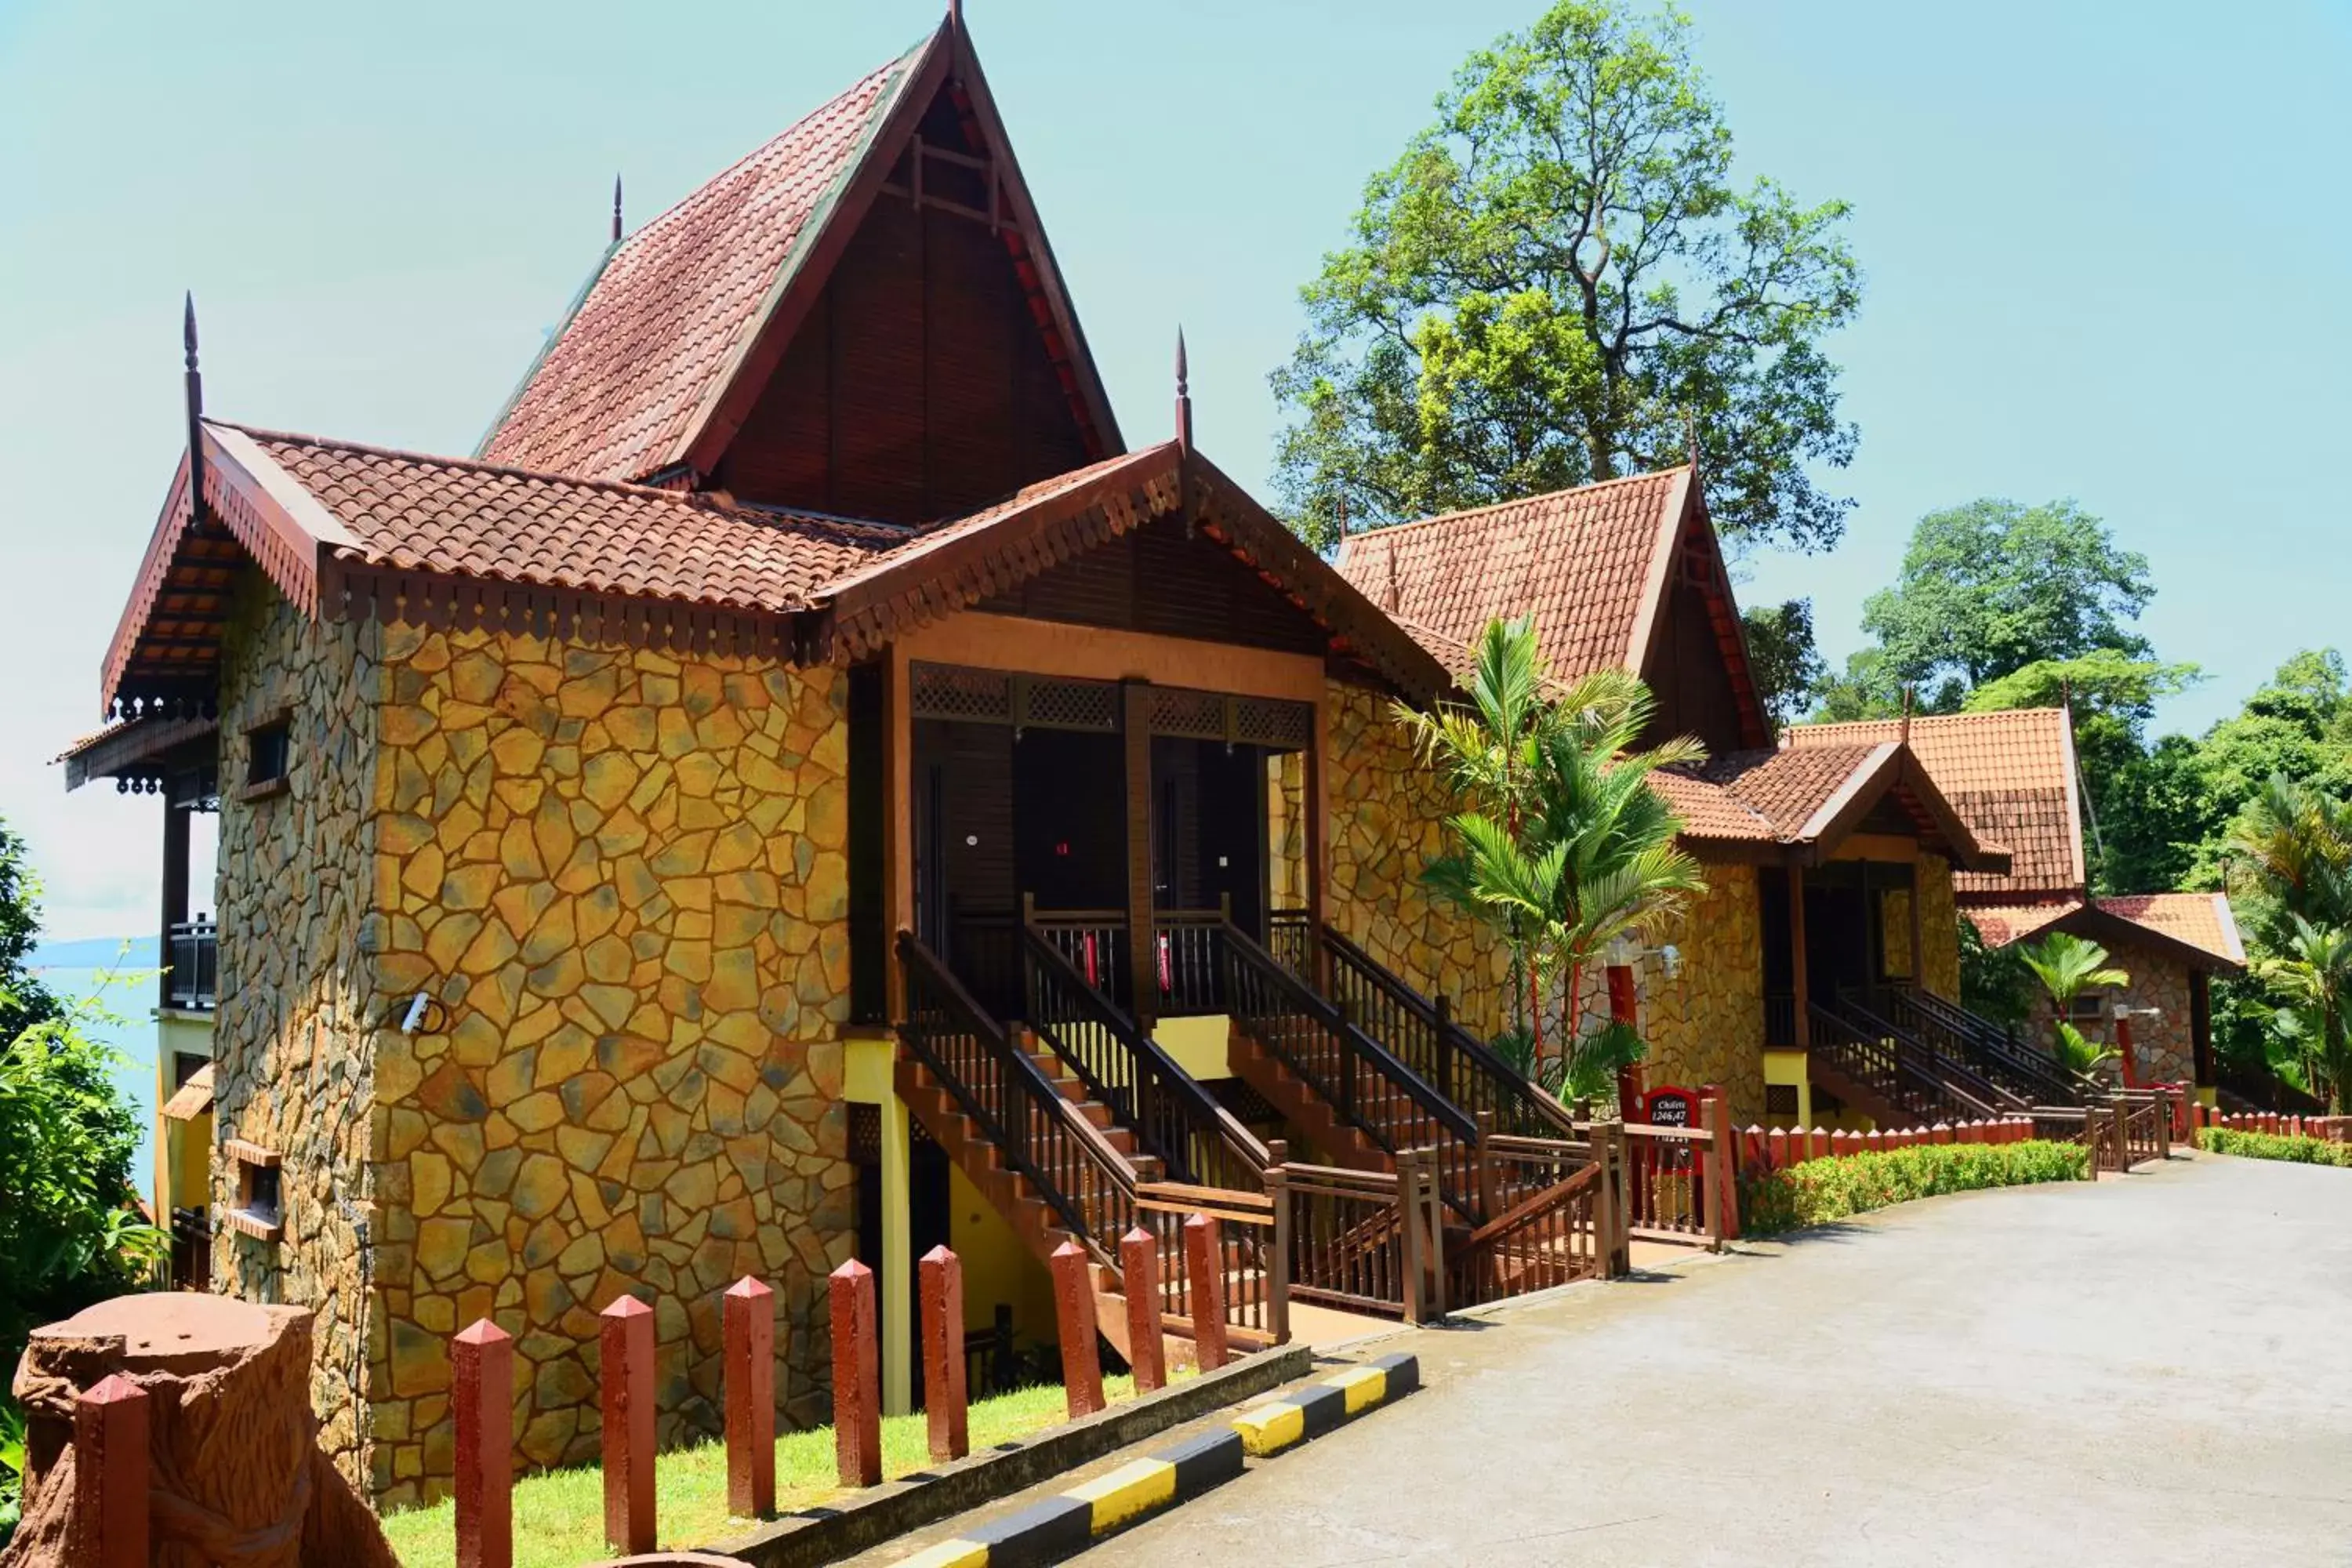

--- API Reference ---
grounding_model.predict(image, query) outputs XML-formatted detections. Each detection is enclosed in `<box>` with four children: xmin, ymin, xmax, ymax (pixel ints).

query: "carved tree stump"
<box><xmin>0</xmin><ymin>1292</ymin><xmax>399</xmax><ymax>1568</ymax></box>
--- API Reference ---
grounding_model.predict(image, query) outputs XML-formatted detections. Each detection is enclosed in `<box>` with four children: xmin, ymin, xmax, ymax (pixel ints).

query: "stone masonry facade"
<box><xmin>365</xmin><ymin>624</ymin><xmax>855</xmax><ymax>1506</ymax></box>
<box><xmin>1639</xmin><ymin>869</ymin><xmax>1766</xmax><ymax>1125</ymax></box>
<box><xmin>2021</xmin><ymin>937</ymin><xmax>2196</xmax><ymax>1088</ymax></box>
<box><xmin>209</xmin><ymin>571</ymin><xmax>385</xmax><ymax>1479</ymax></box>
<box><xmin>1321</xmin><ymin>682</ymin><xmax>1514</xmax><ymax>1040</ymax></box>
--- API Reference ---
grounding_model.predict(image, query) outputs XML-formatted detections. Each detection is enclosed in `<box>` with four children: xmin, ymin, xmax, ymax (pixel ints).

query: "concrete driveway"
<box><xmin>1087</xmin><ymin>1155</ymin><xmax>2352</xmax><ymax>1566</ymax></box>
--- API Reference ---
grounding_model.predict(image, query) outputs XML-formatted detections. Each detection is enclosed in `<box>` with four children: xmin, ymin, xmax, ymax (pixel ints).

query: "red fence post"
<box><xmin>920</xmin><ymin>1245</ymin><xmax>969</xmax><ymax>1464</ymax></box>
<box><xmin>454</xmin><ymin>1319</ymin><xmax>514</xmax><ymax>1568</ymax></box>
<box><xmin>1118</xmin><ymin>1228</ymin><xmax>1167</xmax><ymax>1392</ymax></box>
<box><xmin>829</xmin><ymin>1259</ymin><xmax>882</xmax><ymax>1487</ymax></box>
<box><xmin>600</xmin><ymin>1295</ymin><xmax>655</xmax><ymax>1555</ymax></box>
<box><xmin>72</xmin><ymin>1374</ymin><xmax>148</xmax><ymax>1568</ymax></box>
<box><xmin>1183</xmin><ymin>1214</ymin><xmax>1229</xmax><ymax>1372</ymax></box>
<box><xmin>724</xmin><ymin>1276</ymin><xmax>775</xmax><ymax>1518</ymax></box>
<box><xmin>1050</xmin><ymin>1240</ymin><xmax>1105</xmax><ymax>1419</ymax></box>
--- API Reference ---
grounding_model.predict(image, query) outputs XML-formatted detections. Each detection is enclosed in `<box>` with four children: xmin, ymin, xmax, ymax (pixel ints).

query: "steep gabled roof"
<box><xmin>1334</xmin><ymin>466</ymin><xmax>1769</xmax><ymax>748</ymax></box>
<box><xmin>1655</xmin><ymin>742</ymin><xmax>2008</xmax><ymax>869</ymax></box>
<box><xmin>100</xmin><ymin>419</ymin><xmax>913</xmax><ymax>713</ymax></box>
<box><xmin>1965</xmin><ymin>892</ymin><xmax>2245</xmax><ymax>975</ymax></box>
<box><xmin>813</xmin><ymin>444</ymin><xmax>1453</xmax><ymax>701</ymax></box>
<box><xmin>478</xmin><ymin>14</ymin><xmax>1117</xmax><ymax>485</ymax></box>
<box><xmin>1784</xmin><ymin>708</ymin><xmax>2083</xmax><ymax>901</ymax></box>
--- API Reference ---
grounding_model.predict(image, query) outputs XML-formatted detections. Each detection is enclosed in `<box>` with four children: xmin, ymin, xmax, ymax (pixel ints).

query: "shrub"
<box><xmin>1740</xmin><ymin>1141</ymin><xmax>2089</xmax><ymax>1234</ymax></box>
<box><xmin>2197</xmin><ymin>1127</ymin><xmax>2352</xmax><ymax>1167</ymax></box>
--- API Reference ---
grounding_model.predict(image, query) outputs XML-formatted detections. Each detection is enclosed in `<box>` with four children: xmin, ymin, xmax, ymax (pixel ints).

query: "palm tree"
<box><xmin>1403</xmin><ymin>617</ymin><xmax>1707</xmax><ymax>1073</ymax></box>
<box><xmin>2256</xmin><ymin>916</ymin><xmax>2352</xmax><ymax>1112</ymax></box>
<box><xmin>2049</xmin><ymin>1021</ymin><xmax>2116</xmax><ymax>1078</ymax></box>
<box><xmin>2018</xmin><ymin>931</ymin><xmax>2129</xmax><ymax>1067</ymax></box>
<box><xmin>2230</xmin><ymin>775</ymin><xmax>2352</xmax><ymax>931</ymax></box>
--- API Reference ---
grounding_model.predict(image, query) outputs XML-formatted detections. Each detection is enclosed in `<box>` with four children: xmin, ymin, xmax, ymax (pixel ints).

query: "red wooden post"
<box><xmin>724</xmin><ymin>1276</ymin><xmax>775</xmax><ymax>1518</ymax></box>
<box><xmin>829</xmin><ymin>1259</ymin><xmax>882</xmax><ymax>1487</ymax></box>
<box><xmin>1769</xmin><ymin>1127</ymin><xmax>1791</xmax><ymax>1168</ymax></box>
<box><xmin>73</xmin><ymin>1374</ymin><xmax>148</xmax><ymax>1568</ymax></box>
<box><xmin>600</xmin><ymin>1295</ymin><xmax>655</xmax><ymax>1555</ymax></box>
<box><xmin>1607</xmin><ymin>964</ymin><xmax>1641</xmax><ymax>1121</ymax></box>
<box><xmin>920</xmin><ymin>1245</ymin><xmax>969</xmax><ymax>1464</ymax></box>
<box><xmin>1118</xmin><ymin>1228</ymin><xmax>1167</xmax><ymax>1392</ymax></box>
<box><xmin>2114</xmin><ymin>1012</ymin><xmax>2140</xmax><ymax>1088</ymax></box>
<box><xmin>454</xmin><ymin>1319</ymin><xmax>514</xmax><ymax>1568</ymax></box>
<box><xmin>1182</xmin><ymin>1214</ymin><xmax>1229</xmax><ymax>1371</ymax></box>
<box><xmin>1049</xmin><ymin>1240</ymin><xmax>1105</xmax><ymax>1418</ymax></box>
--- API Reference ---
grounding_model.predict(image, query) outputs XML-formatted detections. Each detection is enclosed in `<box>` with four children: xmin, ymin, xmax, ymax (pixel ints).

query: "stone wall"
<box><xmin>1319</xmin><ymin>682</ymin><xmax>1512</xmax><ymax>1040</ymax></box>
<box><xmin>363</xmin><ymin>626</ymin><xmax>856</xmax><ymax>1508</ymax></box>
<box><xmin>2021</xmin><ymin>937</ymin><xmax>2196</xmax><ymax>1087</ymax></box>
<box><xmin>1918</xmin><ymin>853</ymin><xmax>1962</xmax><ymax>1000</ymax></box>
<box><xmin>209</xmin><ymin>571</ymin><xmax>383</xmax><ymax>1484</ymax></box>
<box><xmin>1639</xmin><ymin>867</ymin><xmax>1766</xmax><ymax>1125</ymax></box>
<box><xmin>1266</xmin><ymin>751</ymin><xmax>1306</xmax><ymax>912</ymax></box>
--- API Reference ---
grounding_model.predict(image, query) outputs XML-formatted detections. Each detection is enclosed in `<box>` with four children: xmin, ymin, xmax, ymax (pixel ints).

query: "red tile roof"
<box><xmin>1784</xmin><ymin>709</ymin><xmax>2082</xmax><ymax>899</ymax></box>
<box><xmin>1334</xmin><ymin>469</ymin><xmax>1692</xmax><ymax>684</ymax></box>
<box><xmin>235</xmin><ymin>424</ymin><xmax>905</xmax><ymax>615</ymax></box>
<box><xmin>478</xmin><ymin>42</ymin><xmax>927</xmax><ymax>483</ymax></box>
<box><xmin>2096</xmin><ymin>893</ymin><xmax>2246</xmax><ymax>968</ymax></box>
<box><xmin>1962</xmin><ymin>901</ymin><xmax>2082</xmax><ymax>949</ymax></box>
<box><xmin>1649</xmin><ymin>768</ymin><xmax>1779</xmax><ymax>844</ymax></box>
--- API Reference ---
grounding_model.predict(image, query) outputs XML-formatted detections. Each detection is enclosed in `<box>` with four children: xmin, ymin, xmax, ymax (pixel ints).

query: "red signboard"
<box><xmin>1644</xmin><ymin>1084</ymin><xmax>1697</xmax><ymax>1128</ymax></box>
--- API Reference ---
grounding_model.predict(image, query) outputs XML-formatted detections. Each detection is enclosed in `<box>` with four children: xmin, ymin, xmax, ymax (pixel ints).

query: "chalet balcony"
<box><xmin>166</xmin><ymin>917</ymin><xmax>218</xmax><ymax>1012</ymax></box>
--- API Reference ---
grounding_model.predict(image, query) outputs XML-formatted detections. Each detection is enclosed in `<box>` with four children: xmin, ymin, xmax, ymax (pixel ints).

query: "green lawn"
<box><xmin>383</xmin><ymin>1373</ymin><xmax>1176</xmax><ymax>1568</ymax></box>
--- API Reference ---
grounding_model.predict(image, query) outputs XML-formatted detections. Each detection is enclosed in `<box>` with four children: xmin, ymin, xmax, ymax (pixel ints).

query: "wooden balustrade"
<box><xmin>1447</xmin><ymin>1131</ymin><xmax>1617</xmax><ymax>1308</ymax></box>
<box><xmin>1273</xmin><ymin>1156</ymin><xmax>1446</xmax><ymax>1323</ymax></box>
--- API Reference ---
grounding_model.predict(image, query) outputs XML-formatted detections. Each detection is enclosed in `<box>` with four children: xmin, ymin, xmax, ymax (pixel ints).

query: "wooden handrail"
<box><xmin>1312</xmin><ymin>923</ymin><xmax>1581</xmax><ymax>1139</ymax></box>
<box><xmin>1021</xmin><ymin>924</ymin><xmax>1269</xmax><ymax>1190</ymax></box>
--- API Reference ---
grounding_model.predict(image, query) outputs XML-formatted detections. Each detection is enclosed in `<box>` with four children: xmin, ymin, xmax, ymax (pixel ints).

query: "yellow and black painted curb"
<box><xmin>1229</xmin><ymin>1352</ymin><xmax>1419</xmax><ymax>1457</ymax></box>
<box><xmin>896</xmin><ymin>1353</ymin><xmax>1419</xmax><ymax>1566</ymax></box>
<box><xmin>895</xmin><ymin>1428</ymin><xmax>1243</xmax><ymax>1567</ymax></box>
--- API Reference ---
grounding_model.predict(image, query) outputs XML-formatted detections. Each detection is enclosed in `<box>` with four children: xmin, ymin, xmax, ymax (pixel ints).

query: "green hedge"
<box><xmin>2198</xmin><ymin>1127</ymin><xmax>2352</xmax><ymax>1167</ymax></box>
<box><xmin>1740</xmin><ymin>1141</ymin><xmax>2090</xmax><ymax>1235</ymax></box>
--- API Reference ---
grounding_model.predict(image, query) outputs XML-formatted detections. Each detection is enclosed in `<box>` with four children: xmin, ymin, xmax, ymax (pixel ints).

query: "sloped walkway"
<box><xmin>1087</xmin><ymin>1155</ymin><xmax>2352</xmax><ymax>1565</ymax></box>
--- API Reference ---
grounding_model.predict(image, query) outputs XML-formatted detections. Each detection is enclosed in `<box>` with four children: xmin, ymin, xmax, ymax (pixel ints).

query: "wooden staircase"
<box><xmin>1225</xmin><ymin>1020</ymin><xmax>1394</xmax><ymax>1175</ymax></box>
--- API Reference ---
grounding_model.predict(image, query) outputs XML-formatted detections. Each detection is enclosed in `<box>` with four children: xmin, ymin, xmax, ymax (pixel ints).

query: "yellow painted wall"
<box><xmin>946</xmin><ymin>1163</ymin><xmax>1056</xmax><ymax>1346</ymax></box>
<box><xmin>1762</xmin><ymin>1049</ymin><xmax>1812</xmax><ymax>1131</ymax></box>
<box><xmin>1152</xmin><ymin>1014</ymin><xmax>1232</xmax><ymax>1080</ymax></box>
<box><xmin>156</xmin><ymin>1012</ymin><xmax>214</xmax><ymax>1210</ymax></box>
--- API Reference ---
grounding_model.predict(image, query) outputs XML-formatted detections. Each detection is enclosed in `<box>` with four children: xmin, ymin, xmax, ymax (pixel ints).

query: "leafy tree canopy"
<box><xmin>0</xmin><ymin>822</ymin><xmax>60</xmax><ymax>1045</ymax></box>
<box><xmin>1855</xmin><ymin>498</ymin><xmax>2155</xmax><ymax>705</ymax></box>
<box><xmin>1272</xmin><ymin>0</ymin><xmax>1860</xmax><ymax>552</ymax></box>
<box><xmin>1739</xmin><ymin>598</ymin><xmax>1825</xmax><ymax>731</ymax></box>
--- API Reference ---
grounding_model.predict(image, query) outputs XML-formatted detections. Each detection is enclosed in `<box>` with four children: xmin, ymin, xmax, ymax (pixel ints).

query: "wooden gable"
<box><xmin>712</xmin><ymin>79</ymin><xmax>1098</xmax><ymax>522</ymax></box>
<box><xmin>1634</xmin><ymin>488</ymin><xmax>1770</xmax><ymax>755</ymax></box>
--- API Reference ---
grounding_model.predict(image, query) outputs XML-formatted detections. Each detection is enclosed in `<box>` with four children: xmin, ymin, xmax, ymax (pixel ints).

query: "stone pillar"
<box><xmin>4</xmin><ymin>1293</ymin><xmax>397</xmax><ymax>1568</ymax></box>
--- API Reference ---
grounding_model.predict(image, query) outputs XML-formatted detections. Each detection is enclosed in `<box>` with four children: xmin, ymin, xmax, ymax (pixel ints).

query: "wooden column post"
<box><xmin>883</xmin><ymin>644</ymin><xmax>913</xmax><ymax>1022</ymax></box>
<box><xmin>829</xmin><ymin>1260</ymin><xmax>882</xmax><ymax>1486</ymax></box>
<box><xmin>1049</xmin><ymin>1240</ymin><xmax>1105</xmax><ymax>1418</ymax></box>
<box><xmin>599</xmin><ymin>1295</ymin><xmax>655</xmax><ymax>1556</ymax></box>
<box><xmin>920</xmin><ymin>1244</ymin><xmax>969</xmax><ymax>1463</ymax></box>
<box><xmin>1122</xmin><ymin>680</ymin><xmax>1158</xmax><ymax>1033</ymax></box>
<box><xmin>1118</xmin><ymin>1228</ymin><xmax>1167</xmax><ymax>1392</ymax></box>
<box><xmin>1265</xmin><ymin>1163</ymin><xmax>1293</xmax><ymax>1345</ymax></box>
<box><xmin>1700</xmin><ymin>1087</ymin><xmax>1739</xmax><ymax>1244</ymax></box>
<box><xmin>453</xmin><ymin>1319</ymin><xmax>514</xmax><ymax>1568</ymax></box>
<box><xmin>724</xmin><ymin>1277</ymin><xmax>775</xmax><ymax>1519</ymax></box>
<box><xmin>1305</xmin><ymin>696</ymin><xmax>1330</xmax><ymax>945</ymax></box>
<box><xmin>1787</xmin><ymin>863</ymin><xmax>1811</xmax><ymax>1050</ymax></box>
<box><xmin>73</xmin><ymin>1374</ymin><xmax>149</xmax><ymax>1568</ymax></box>
<box><xmin>159</xmin><ymin>794</ymin><xmax>191</xmax><ymax>1014</ymax></box>
<box><xmin>1398</xmin><ymin>1152</ymin><xmax>1429</xmax><ymax>1325</ymax></box>
<box><xmin>1181</xmin><ymin>1214</ymin><xmax>1229</xmax><ymax>1370</ymax></box>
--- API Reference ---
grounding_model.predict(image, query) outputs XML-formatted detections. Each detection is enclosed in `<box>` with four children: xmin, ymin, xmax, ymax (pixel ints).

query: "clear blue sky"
<box><xmin>3</xmin><ymin>0</ymin><xmax>2347</xmax><ymax>939</ymax></box>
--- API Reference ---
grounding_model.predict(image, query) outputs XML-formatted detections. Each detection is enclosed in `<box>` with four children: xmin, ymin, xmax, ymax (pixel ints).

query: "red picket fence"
<box><xmin>1730</xmin><ymin>1116</ymin><xmax>2038</xmax><ymax>1175</ymax></box>
<box><xmin>2195</xmin><ymin>1103</ymin><xmax>2352</xmax><ymax>1142</ymax></box>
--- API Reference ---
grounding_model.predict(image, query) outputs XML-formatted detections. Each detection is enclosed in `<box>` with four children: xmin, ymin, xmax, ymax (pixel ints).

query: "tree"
<box><xmin>2256</xmin><ymin>916</ymin><xmax>2352</xmax><ymax>1112</ymax></box>
<box><xmin>0</xmin><ymin>822</ymin><xmax>60</xmax><ymax>1046</ymax></box>
<box><xmin>1854</xmin><ymin>499</ymin><xmax>2155</xmax><ymax>706</ymax></box>
<box><xmin>1401</xmin><ymin>615</ymin><xmax>1708</xmax><ymax>1072</ymax></box>
<box><xmin>1740</xmin><ymin>599</ymin><xmax>1825</xmax><ymax>731</ymax></box>
<box><xmin>1272</xmin><ymin>0</ymin><xmax>1860</xmax><ymax>552</ymax></box>
<box><xmin>2016</xmin><ymin>931</ymin><xmax>2128</xmax><ymax>1054</ymax></box>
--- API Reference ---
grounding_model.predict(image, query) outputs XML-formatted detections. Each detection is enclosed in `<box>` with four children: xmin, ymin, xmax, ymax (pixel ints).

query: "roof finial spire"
<box><xmin>183</xmin><ymin>291</ymin><xmax>207</xmax><ymax>524</ymax></box>
<box><xmin>1685</xmin><ymin>408</ymin><xmax>1700</xmax><ymax>470</ymax></box>
<box><xmin>1174</xmin><ymin>327</ymin><xmax>1192</xmax><ymax>450</ymax></box>
<box><xmin>948</xmin><ymin>0</ymin><xmax>962</xmax><ymax>28</ymax></box>
<box><xmin>612</xmin><ymin>173</ymin><xmax>624</xmax><ymax>244</ymax></box>
<box><xmin>1900</xmin><ymin>682</ymin><xmax>1914</xmax><ymax>746</ymax></box>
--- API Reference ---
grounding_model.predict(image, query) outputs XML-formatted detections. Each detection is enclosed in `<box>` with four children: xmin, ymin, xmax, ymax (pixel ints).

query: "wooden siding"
<box><xmin>713</xmin><ymin>86</ymin><xmax>1093</xmax><ymax>522</ymax></box>
<box><xmin>1644</xmin><ymin>576</ymin><xmax>1749</xmax><ymax>756</ymax></box>
<box><xmin>974</xmin><ymin>511</ymin><xmax>1332</xmax><ymax>655</ymax></box>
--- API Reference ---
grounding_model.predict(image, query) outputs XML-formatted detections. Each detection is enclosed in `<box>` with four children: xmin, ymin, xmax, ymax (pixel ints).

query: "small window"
<box><xmin>2067</xmin><ymin>993</ymin><xmax>2110</xmax><ymax>1027</ymax></box>
<box><xmin>172</xmin><ymin>1051</ymin><xmax>209</xmax><ymax>1089</ymax></box>
<box><xmin>226</xmin><ymin>1138</ymin><xmax>284</xmax><ymax>1240</ymax></box>
<box><xmin>243</xmin><ymin>715</ymin><xmax>291</xmax><ymax>800</ymax></box>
